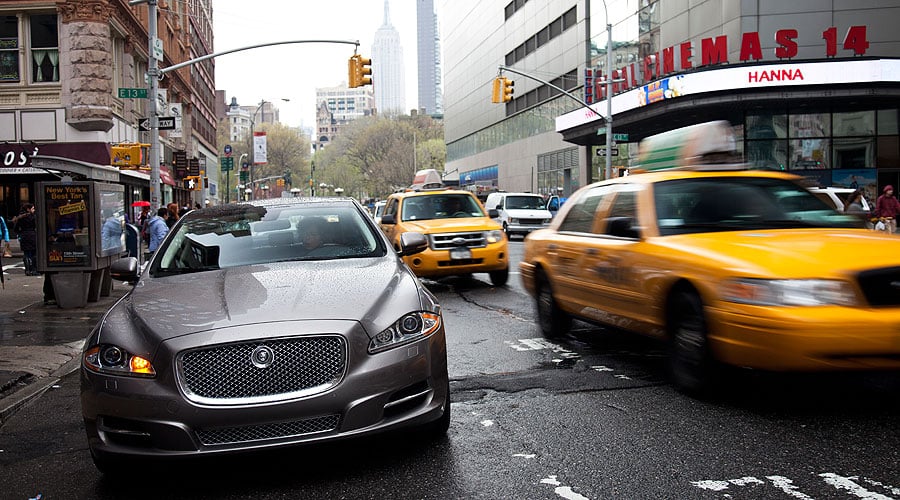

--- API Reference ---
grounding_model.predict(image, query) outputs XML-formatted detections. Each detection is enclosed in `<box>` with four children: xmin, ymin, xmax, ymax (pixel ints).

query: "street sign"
<box><xmin>224</xmin><ymin>144</ymin><xmax>232</xmax><ymax>156</ymax></box>
<box><xmin>158</xmin><ymin>117</ymin><xmax>176</xmax><ymax>130</ymax></box>
<box><xmin>240</xmin><ymin>170</ymin><xmax>249</xmax><ymax>182</ymax></box>
<box><xmin>188</xmin><ymin>158</ymin><xmax>200</xmax><ymax>177</ymax></box>
<box><xmin>220</xmin><ymin>156</ymin><xmax>234</xmax><ymax>171</ymax></box>
<box><xmin>597</xmin><ymin>147</ymin><xmax>620</xmax><ymax>157</ymax></box>
<box><xmin>152</xmin><ymin>38</ymin><xmax>164</xmax><ymax>62</ymax></box>
<box><xmin>118</xmin><ymin>88</ymin><xmax>148</xmax><ymax>99</ymax></box>
<box><xmin>138</xmin><ymin>118</ymin><xmax>151</xmax><ymax>131</ymax></box>
<box><xmin>173</xmin><ymin>151</ymin><xmax>188</xmax><ymax>178</ymax></box>
<box><xmin>613</xmin><ymin>133</ymin><xmax>629</xmax><ymax>141</ymax></box>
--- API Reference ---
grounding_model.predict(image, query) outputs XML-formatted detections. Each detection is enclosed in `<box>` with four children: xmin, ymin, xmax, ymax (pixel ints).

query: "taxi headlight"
<box><xmin>485</xmin><ymin>230</ymin><xmax>504</xmax><ymax>244</ymax></box>
<box><xmin>83</xmin><ymin>344</ymin><xmax>156</xmax><ymax>377</ymax></box>
<box><xmin>721</xmin><ymin>279</ymin><xmax>857</xmax><ymax>307</ymax></box>
<box><xmin>369</xmin><ymin>311</ymin><xmax>442</xmax><ymax>353</ymax></box>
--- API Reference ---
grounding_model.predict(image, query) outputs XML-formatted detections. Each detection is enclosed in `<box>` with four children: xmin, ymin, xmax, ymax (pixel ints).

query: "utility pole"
<box><xmin>130</xmin><ymin>0</ymin><xmax>161</xmax><ymax>211</ymax></box>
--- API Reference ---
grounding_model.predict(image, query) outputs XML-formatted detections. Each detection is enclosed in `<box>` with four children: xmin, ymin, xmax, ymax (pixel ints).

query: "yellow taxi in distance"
<box><xmin>380</xmin><ymin>183</ymin><xmax>509</xmax><ymax>286</ymax></box>
<box><xmin>520</xmin><ymin>121</ymin><xmax>900</xmax><ymax>395</ymax></box>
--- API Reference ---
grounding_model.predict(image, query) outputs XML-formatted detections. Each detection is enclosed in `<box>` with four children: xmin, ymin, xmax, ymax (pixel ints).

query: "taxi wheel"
<box><xmin>489</xmin><ymin>268</ymin><xmax>509</xmax><ymax>286</ymax></box>
<box><xmin>536</xmin><ymin>271</ymin><xmax>571</xmax><ymax>338</ymax></box>
<box><xmin>668</xmin><ymin>291</ymin><xmax>716</xmax><ymax>396</ymax></box>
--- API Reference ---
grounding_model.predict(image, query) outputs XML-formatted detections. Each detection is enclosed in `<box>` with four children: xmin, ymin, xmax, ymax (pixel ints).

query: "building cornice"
<box><xmin>56</xmin><ymin>0</ymin><xmax>112</xmax><ymax>24</ymax></box>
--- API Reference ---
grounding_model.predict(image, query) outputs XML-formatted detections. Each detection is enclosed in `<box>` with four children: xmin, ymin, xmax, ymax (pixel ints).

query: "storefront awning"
<box><xmin>159</xmin><ymin>166</ymin><xmax>176</xmax><ymax>186</ymax></box>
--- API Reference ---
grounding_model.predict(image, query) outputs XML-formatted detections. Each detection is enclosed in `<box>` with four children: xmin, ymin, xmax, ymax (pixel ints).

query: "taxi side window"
<box><xmin>558</xmin><ymin>185</ymin><xmax>613</xmax><ymax>233</ymax></box>
<box><xmin>384</xmin><ymin>199</ymin><xmax>398</xmax><ymax>217</ymax></box>
<box><xmin>604</xmin><ymin>190</ymin><xmax>640</xmax><ymax>238</ymax></box>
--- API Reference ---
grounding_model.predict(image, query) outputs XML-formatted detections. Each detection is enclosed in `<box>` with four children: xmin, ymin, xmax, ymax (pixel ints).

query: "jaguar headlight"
<box><xmin>369</xmin><ymin>311</ymin><xmax>442</xmax><ymax>353</ymax></box>
<box><xmin>721</xmin><ymin>279</ymin><xmax>857</xmax><ymax>307</ymax></box>
<box><xmin>84</xmin><ymin>344</ymin><xmax>156</xmax><ymax>377</ymax></box>
<box><xmin>485</xmin><ymin>230</ymin><xmax>504</xmax><ymax>244</ymax></box>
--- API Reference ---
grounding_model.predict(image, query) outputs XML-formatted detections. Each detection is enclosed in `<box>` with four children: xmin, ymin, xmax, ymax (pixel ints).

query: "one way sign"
<box><xmin>138</xmin><ymin>117</ymin><xmax>176</xmax><ymax>131</ymax></box>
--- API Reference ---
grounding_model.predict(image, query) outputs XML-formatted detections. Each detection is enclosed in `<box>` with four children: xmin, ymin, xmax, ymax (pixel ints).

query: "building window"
<box><xmin>0</xmin><ymin>15</ymin><xmax>20</xmax><ymax>82</ymax></box>
<box><xmin>30</xmin><ymin>14</ymin><xmax>59</xmax><ymax>83</ymax></box>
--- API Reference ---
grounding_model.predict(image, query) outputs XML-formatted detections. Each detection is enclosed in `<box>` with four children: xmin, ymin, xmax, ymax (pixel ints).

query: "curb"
<box><xmin>0</xmin><ymin>342</ymin><xmax>84</xmax><ymax>426</ymax></box>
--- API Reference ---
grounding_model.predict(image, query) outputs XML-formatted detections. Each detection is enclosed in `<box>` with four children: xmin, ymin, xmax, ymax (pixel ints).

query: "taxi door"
<box><xmin>578</xmin><ymin>184</ymin><xmax>653</xmax><ymax>330</ymax></box>
<box><xmin>542</xmin><ymin>185</ymin><xmax>615</xmax><ymax>315</ymax></box>
<box><xmin>379</xmin><ymin>197</ymin><xmax>402</xmax><ymax>247</ymax></box>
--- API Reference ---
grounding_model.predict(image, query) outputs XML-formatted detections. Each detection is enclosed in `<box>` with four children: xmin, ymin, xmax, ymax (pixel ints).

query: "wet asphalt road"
<box><xmin>1</xmin><ymin>241</ymin><xmax>900</xmax><ymax>499</ymax></box>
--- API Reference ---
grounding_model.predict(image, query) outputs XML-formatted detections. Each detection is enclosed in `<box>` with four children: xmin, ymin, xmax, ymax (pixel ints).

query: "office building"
<box><xmin>443</xmin><ymin>0</ymin><xmax>900</xmax><ymax>199</ymax></box>
<box><xmin>372</xmin><ymin>0</ymin><xmax>406</xmax><ymax>115</ymax></box>
<box><xmin>417</xmin><ymin>0</ymin><xmax>442</xmax><ymax>115</ymax></box>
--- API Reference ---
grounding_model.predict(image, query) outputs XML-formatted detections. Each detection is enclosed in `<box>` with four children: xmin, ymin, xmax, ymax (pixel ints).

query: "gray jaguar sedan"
<box><xmin>81</xmin><ymin>197</ymin><xmax>449</xmax><ymax>473</ymax></box>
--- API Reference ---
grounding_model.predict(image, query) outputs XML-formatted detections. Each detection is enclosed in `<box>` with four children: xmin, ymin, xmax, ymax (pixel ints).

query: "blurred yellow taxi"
<box><xmin>380</xmin><ymin>170</ymin><xmax>509</xmax><ymax>286</ymax></box>
<box><xmin>520</xmin><ymin>121</ymin><xmax>900</xmax><ymax>394</ymax></box>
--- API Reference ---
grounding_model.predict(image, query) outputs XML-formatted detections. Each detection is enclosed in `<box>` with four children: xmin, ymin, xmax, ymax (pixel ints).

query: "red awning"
<box><xmin>159</xmin><ymin>165</ymin><xmax>176</xmax><ymax>186</ymax></box>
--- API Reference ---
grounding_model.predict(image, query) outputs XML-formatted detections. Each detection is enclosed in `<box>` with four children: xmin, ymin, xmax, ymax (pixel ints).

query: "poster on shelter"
<box><xmin>43</xmin><ymin>184</ymin><xmax>91</xmax><ymax>267</ymax></box>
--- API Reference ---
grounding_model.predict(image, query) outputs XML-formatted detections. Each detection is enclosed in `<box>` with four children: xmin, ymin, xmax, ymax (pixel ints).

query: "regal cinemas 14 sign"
<box><xmin>592</xmin><ymin>25</ymin><xmax>870</xmax><ymax>99</ymax></box>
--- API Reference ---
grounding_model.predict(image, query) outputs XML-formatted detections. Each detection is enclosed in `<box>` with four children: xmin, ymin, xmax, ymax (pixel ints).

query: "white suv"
<box><xmin>808</xmin><ymin>187</ymin><xmax>871</xmax><ymax>213</ymax></box>
<box><xmin>484</xmin><ymin>192</ymin><xmax>553</xmax><ymax>238</ymax></box>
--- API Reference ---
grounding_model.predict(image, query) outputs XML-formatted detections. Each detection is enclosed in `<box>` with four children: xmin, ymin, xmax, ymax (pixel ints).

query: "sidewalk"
<box><xmin>0</xmin><ymin>239</ymin><xmax>129</xmax><ymax>425</ymax></box>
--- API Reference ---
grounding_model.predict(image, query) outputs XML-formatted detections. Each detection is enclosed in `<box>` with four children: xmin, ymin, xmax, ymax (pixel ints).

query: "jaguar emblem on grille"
<box><xmin>251</xmin><ymin>345</ymin><xmax>275</xmax><ymax>368</ymax></box>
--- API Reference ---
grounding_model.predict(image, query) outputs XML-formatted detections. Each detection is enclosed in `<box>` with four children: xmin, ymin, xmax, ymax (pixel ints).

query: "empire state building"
<box><xmin>372</xmin><ymin>0</ymin><xmax>406</xmax><ymax>115</ymax></box>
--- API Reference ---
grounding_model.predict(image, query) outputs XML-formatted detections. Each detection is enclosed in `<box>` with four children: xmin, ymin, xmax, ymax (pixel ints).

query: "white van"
<box><xmin>484</xmin><ymin>192</ymin><xmax>553</xmax><ymax>238</ymax></box>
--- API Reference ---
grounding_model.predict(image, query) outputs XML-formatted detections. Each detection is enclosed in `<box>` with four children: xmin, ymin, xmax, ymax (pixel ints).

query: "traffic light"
<box><xmin>501</xmin><ymin>77</ymin><xmax>514</xmax><ymax>102</ymax></box>
<box><xmin>182</xmin><ymin>176</ymin><xmax>201</xmax><ymax>191</ymax></box>
<box><xmin>111</xmin><ymin>143</ymin><xmax>148</xmax><ymax>167</ymax></box>
<box><xmin>491</xmin><ymin>77</ymin><xmax>502</xmax><ymax>103</ymax></box>
<box><xmin>348</xmin><ymin>54</ymin><xmax>372</xmax><ymax>88</ymax></box>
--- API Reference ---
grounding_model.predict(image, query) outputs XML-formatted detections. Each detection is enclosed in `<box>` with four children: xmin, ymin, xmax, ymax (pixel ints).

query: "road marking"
<box><xmin>540</xmin><ymin>475</ymin><xmax>590</xmax><ymax>500</ymax></box>
<box><xmin>692</xmin><ymin>473</ymin><xmax>898</xmax><ymax>499</ymax></box>
<box><xmin>480</xmin><ymin>420</ymin><xmax>494</xmax><ymax>427</ymax></box>
<box><xmin>820</xmin><ymin>473</ymin><xmax>896</xmax><ymax>499</ymax></box>
<box><xmin>506</xmin><ymin>338</ymin><xmax>580</xmax><ymax>359</ymax></box>
<box><xmin>513</xmin><ymin>453</ymin><xmax>536</xmax><ymax>459</ymax></box>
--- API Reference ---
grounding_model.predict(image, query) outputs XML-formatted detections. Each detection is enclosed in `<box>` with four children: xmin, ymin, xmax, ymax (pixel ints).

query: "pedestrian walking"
<box><xmin>13</xmin><ymin>203</ymin><xmax>38</xmax><ymax>275</ymax></box>
<box><xmin>0</xmin><ymin>213</ymin><xmax>11</xmax><ymax>258</ymax></box>
<box><xmin>875</xmin><ymin>185</ymin><xmax>900</xmax><ymax>234</ymax></box>
<box><xmin>145</xmin><ymin>207</ymin><xmax>169</xmax><ymax>260</ymax></box>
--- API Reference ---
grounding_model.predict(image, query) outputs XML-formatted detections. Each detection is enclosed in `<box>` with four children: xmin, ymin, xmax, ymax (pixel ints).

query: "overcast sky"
<box><xmin>212</xmin><ymin>0</ymin><xmax>422</xmax><ymax>133</ymax></box>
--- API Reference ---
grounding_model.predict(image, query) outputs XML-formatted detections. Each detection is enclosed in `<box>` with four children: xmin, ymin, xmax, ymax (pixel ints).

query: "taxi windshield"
<box><xmin>401</xmin><ymin>194</ymin><xmax>484</xmax><ymax>221</ymax></box>
<box><xmin>653</xmin><ymin>177</ymin><xmax>865</xmax><ymax>236</ymax></box>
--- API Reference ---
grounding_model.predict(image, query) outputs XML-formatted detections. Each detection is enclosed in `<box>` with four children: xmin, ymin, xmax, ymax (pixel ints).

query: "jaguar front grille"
<box><xmin>178</xmin><ymin>335</ymin><xmax>347</xmax><ymax>405</ymax></box>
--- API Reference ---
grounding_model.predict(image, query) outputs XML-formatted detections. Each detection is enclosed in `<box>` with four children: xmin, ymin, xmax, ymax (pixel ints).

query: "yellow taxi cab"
<box><xmin>519</xmin><ymin>121</ymin><xmax>900</xmax><ymax>395</ymax></box>
<box><xmin>380</xmin><ymin>170</ymin><xmax>509</xmax><ymax>286</ymax></box>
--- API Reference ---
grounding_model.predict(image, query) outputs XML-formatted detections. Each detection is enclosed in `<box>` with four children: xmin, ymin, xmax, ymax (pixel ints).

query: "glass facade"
<box><xmin>745</xmin><ymin>109</ymin><xmax>899</xmax><ymax>173</ymax></box>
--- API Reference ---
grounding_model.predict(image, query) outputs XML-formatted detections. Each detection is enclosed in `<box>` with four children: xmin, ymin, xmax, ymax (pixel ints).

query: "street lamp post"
<box><xmin>230</xmin><ymin>97</ymin><xmax>290</xmax><ymax>199</ymax></box>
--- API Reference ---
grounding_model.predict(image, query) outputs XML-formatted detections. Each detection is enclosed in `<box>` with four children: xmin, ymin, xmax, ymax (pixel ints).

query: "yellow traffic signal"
<box><xmin>111</xmin><ymin>143</ymin><xmax>148</xmax><ymax>167</ymax></box>
<box><xmin>502</xmin><ymin>77</ymin><xmax>514</xmax><ymax>102</ymax></box>
<box><xmin>491</xmin><ymin>77</ymin><xmax>502</xmax><ymax>103</ymax></box>
<box><xmin>348</xmin><ymin>54</ymin><xmax>373</xmax><ymax>88</ymax></box>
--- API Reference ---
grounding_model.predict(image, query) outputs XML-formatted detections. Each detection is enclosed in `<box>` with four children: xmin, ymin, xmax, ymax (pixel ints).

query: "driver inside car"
<box><xmin>298</xmin><ymin>217</ymin><xmax>327</xmax><ymax>251</ymax></box>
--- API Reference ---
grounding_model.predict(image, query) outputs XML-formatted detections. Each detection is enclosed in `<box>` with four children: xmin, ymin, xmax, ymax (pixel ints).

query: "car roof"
<box><xmin>388</xmin><ymin>189</ymin><xmax>476</xmax><ymax>200</ymax></box>
<box><xmin>592</xmin><ymin>168</ymin><xmax>803</xmax><ymax>188</ymax></box>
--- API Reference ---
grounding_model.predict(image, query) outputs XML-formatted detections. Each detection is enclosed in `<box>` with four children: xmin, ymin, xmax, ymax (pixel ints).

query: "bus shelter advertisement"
<box><xmin>43</xmin><ymin>184</ymin><xmax>91</xmax><ymax>268</ymax></box>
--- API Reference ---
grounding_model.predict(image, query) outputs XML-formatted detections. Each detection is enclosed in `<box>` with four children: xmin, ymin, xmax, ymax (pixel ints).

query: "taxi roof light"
<box><xmin>633</xmin><ymin>121</ymin><xmax>746</xmax><ymax>174</ymax></box>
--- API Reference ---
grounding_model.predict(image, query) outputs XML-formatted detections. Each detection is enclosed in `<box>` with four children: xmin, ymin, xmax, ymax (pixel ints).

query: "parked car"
<box><xmin>808</xmin><ymin>186</ymin><xmax>872</xmax><ymax>213</ymax></box>
<box><xmin>380</xmin><ymin>184</ymin><xmax>509</xmax><ymax>286</ymax></box>
<box><xmin>81</xmin><ymin>197</ymin><xmax>449</xmax><ymax>473</ymax></box>
<box><xmin>484</xmin><ymin>192</ymin><xmax>553</xmax><ymax>238</ymax></box>
<box><xmin>372</xmin><ymin>200</ymin><xmax>387</xmax><ymax>223</ymax></box>
<box><xmin>520</xmin><ymin>121</ymin><xmax>900</xmax><ymax>396</ymax></box>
